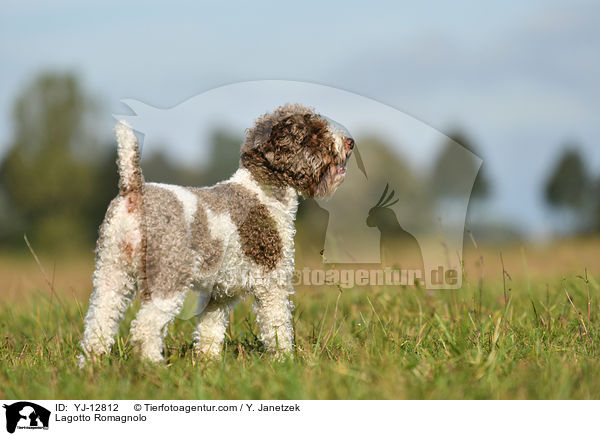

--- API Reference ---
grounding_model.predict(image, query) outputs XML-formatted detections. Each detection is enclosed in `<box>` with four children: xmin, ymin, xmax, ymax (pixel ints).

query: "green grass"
<box><xmin>1</xmin><ymin>272</ymin><xmax>599</xmax><ymax>399</ymax></box>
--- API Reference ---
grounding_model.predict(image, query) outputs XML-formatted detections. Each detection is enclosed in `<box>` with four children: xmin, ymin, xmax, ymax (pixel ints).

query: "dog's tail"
<box><xmin>115</xmin><ymin>121</ymin><xmax>143</xmax><ymax>196</ymax></box>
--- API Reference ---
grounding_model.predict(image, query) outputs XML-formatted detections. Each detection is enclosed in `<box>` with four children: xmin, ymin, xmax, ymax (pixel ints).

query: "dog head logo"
<box><xmin>3</xmin><ymin>402</ymin><xmax>50</xmax><ymax>433</ymax></box>
<box><xmin>116</xmin><ymin>80</ymin><xmax>481</xmax><ymax>291</ymax></box>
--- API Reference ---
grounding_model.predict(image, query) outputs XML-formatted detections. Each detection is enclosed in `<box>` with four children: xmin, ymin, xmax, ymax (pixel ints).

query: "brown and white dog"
<box><xmin>79</xmin><ymin>104</ymin><xmax>354</xmax><ymax>363</ymax></box>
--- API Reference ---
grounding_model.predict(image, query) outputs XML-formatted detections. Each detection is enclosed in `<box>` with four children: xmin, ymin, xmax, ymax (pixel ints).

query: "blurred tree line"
<box><xmin>0</xmin><ymin>73</ymin><xmax>115</xmax><ymax>251</ymax></box>
<box><xmin>0</xmin><ymin>72</ymin><xmax>596</xmax><ymax>254</ymax></box>
<box><xmin>0</xmin><ymin>73</ymin><xmax>243</xmax><ymax>252</ymax></box>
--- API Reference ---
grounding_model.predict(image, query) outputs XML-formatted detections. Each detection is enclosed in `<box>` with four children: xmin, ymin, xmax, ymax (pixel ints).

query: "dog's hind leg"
<box><xmin>79</xmin><ymin>196</ymin><xmax>143</xmax><ymax>361</ymax></box>
<box><xmin>79</xmin><ymin>121</ymin><xmax>145</xmax><ymax>365</ymax></box>
<box><xmin>193</xmin><ymin>296</ymin><xmax>238</xmax><ymax>360</ymax></box>
<box><xmin>129</xmin><ymin>290</ymin><xmax>188</xmax><ymax>362</ymax></box>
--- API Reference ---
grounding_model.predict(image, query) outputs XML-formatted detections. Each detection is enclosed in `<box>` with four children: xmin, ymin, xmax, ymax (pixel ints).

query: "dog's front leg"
<box><xmin>253</xmin><ymin>285</ymin><xmax>294</xmax><ymax>357</ymax></box>
<box><xmin>129</xmin><ymin>290</ymin><xmax>188</xmax><ymax>363</ymax></box>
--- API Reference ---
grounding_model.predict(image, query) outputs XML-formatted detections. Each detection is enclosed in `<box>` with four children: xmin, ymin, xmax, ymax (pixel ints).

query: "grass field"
<box><xmin>0</xmin><ymin>238</ymin><xmax>599</xmax><ymax>399</ymax></box>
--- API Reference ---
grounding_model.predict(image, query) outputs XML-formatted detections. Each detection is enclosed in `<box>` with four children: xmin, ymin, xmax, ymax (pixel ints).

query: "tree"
<box><xmin>199</xmin><ymin>129</ymin><xmax>243</xmax><ymax>186</ymax></box>
<box><xmin>545</xmin><ymin>148</ymin><xmax>588</xmax><ymax>209</ymax></box>
<box><xmin>544</xmin><ymin>146</ymin><xmax>597</xmax><ymax>233</ymax></box>
<box><xmin>432</xmin><ymin>129</ymin><xmax>490</xmax><ymax>201</ymax></box>
<box><xmin>0</xmin><ymin>73</ymin><xmax>102</xmax><ymax>250</ymax></box>
<box><xmin>593</xmin><ymin>178</ymin><xmax>600</xmax><ymax>232</ymax></box>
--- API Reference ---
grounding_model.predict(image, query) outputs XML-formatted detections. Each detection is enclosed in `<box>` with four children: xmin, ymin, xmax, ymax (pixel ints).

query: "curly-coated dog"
<box><xmin>79</xmin><ymin>104</ymin><xmax>354</xmax><ymax>363</ymax></box>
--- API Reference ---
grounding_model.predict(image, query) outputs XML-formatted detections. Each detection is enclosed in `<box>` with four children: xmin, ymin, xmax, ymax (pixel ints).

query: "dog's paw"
<box><xmin>271</xmin><ymin>348</ymin><xmax>294</xmax><ymax>362</ymax></box>
<box><xmin>76</xmin><ymin>352</ymin><xmax>99</xmax><ymax>368</ymax></box>
<box><xmin>194</xmin><ymin>344</ymin><xmax>222</xmax><ymax>362</ymax></box>
<box><xmin>76</xmin><ymin>353</ymin><xmax>86</xmax><ymax>369</ymax></box>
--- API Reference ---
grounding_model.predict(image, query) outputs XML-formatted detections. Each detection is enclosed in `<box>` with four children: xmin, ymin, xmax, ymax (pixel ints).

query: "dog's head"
<box><xmin>240</xmin><ymin>104</ymin><xmax>354</xmax><ymax>198</ymax></box>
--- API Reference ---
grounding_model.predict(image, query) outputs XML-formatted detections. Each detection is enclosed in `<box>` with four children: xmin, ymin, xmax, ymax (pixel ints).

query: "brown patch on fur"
<box><xmin>194</xmin><ymin>183</ymin><xmax>283</xmax><ymax>270</ymax></box>
<box><xmin>240</xmin><ymin>104</ymin><xmax>339</xmax><ymax>197</ymax></box>
<box><xmin>237</xmin><ymin>205</ymin><xmax>282</xmax><ymax>270</ymax></box>
<box><xmin>125</xmin><ymin>192</ymin><xmax>141</xmax><ymax>213</ymax></box>
<box><xmin>122</xmin><ymin>241</ymin><xmax>134</xmax><ymax>261</ymax></box>
<box><xmin>190</xmin><ymin>202</ymin><xmax>224</xmax><ymax>272</ymax></box>
<box><xmin>118</xmin><ymin>143</ymin><xmax>144</xmax><ymax>197</ymax></box>
<box><xmin>141</xmin><ymin>185</ymin><xmax>193</xmax><ymax>300</ymax></box>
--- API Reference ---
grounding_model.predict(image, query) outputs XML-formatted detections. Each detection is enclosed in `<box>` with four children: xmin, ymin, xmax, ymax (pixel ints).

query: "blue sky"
<box><xmin>1</xmin><ymin>0</ymin><xmax>599</xmax><ymax>237</ymax></box>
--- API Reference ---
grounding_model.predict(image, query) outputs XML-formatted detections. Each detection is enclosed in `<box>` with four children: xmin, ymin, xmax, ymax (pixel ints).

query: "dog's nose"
<box><xmin>344</xmin><ymin>137</ymin><xmax>354</xmax><ymax>150</ymax></box>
